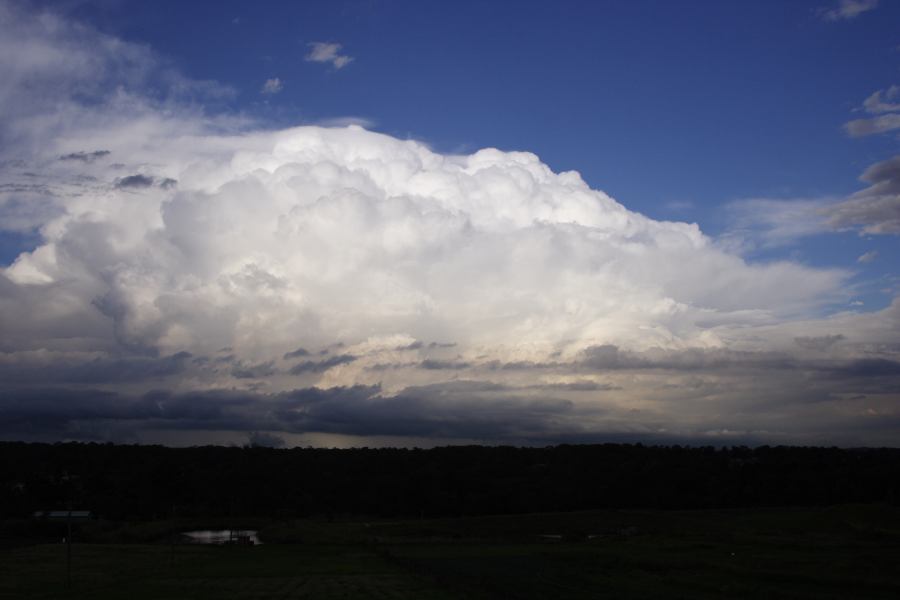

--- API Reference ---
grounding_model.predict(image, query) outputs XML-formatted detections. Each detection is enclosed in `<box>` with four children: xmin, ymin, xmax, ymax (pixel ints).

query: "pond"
<box><xmin>180</xmin><ymin>530</ymin><xmax>261</xmax><ymax>545</ymax></box>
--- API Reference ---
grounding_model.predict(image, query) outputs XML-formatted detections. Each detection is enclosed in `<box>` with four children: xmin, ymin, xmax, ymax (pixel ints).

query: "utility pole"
<box><xmin>170</xmin><ymin>504</ymin><xmax>177</xmax><ymax>569</ymax></box>
<box><xmin>41</xmin><ymin>507</ymin><xmax>90</xmax><ymax>592</ymax></box>
<box><xmin>66</xmin><ymin>509</ymin><xmax>72</xmax><ymax>590</ymax></box>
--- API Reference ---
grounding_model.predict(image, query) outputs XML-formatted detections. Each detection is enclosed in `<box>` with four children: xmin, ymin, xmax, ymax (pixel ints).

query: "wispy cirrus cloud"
<box><xmin>858</xmin><ymin>250</ymin><xmax>879</xmax><ymax>263</ymax></box>
<box><xmin>720</xmin><ymin>152</ymin><xmax>900</xmax><ymax>248</ymax></box>
<box><xmin>717</xmin><ymin>197</ymin><xmax>832</xmax><ymax>254</ymax></box>
<box><xmin>862</xmin><ymin>85</ymin><xmax>900</xmax><ymax>114</ymax></box>
<box><xmin>827</xmin><ymin>86</ymin><xmax>900</xmax><ymax>233</ymax></box>
<box><xmin>817</xmin><ymin>0</ymin><xmax>879</xmax><ymax>22</ymax></box>
<box><xmin>845</xmin><ymin>85</ymin><xmax>900</xmax><ymax>137</ymax></box>
<box><xmin>825</xmin><ymin>155</ymin><xmax>900</xmax><ymax>234</ymax></box>
<box><xmin>845</xmin><ymin>113</ymin><xmax>900</xmax><ymax>137</ymax></box>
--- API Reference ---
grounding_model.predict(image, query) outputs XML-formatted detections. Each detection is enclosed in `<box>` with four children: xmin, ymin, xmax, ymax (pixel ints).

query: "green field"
<box><xmin>3</xmin><ymin>504</ymin><xmax>900</xmax><ymax>599</ymax></box>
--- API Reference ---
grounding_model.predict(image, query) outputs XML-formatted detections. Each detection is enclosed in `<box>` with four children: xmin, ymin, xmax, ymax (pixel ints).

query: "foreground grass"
<box><xmin>0</xmin><ymin>543</ymin><xmax>459</xmax><ymax>600</ymax></box>
<box><xmin>2</xmin><ymin>504</ymin><xmax>899</xmax><ymax>599</ymax></box>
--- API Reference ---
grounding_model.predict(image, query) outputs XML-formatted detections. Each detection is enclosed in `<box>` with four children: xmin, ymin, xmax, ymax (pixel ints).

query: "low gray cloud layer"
<box><xmin>2</xmin><ymin>338</ymin><xmax>900</xmax><ymax>445</ymax></box>
<box><xmin>59</xmin><ymin>150</ymin><xmax>110</xmax><ymax>163</ymax></box>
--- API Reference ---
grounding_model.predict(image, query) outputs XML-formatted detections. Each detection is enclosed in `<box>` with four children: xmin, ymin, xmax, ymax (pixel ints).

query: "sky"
<box><xmin>0</xmin><ymin>0</ymin><xmax>899</xmax><ymax>448</ymax></box>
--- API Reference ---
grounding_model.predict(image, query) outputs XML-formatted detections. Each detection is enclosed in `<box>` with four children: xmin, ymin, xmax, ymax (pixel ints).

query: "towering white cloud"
<box><xmin>3</xmin><ymin>123</ymin><xmax>850</xmax><ymax>362</ymax></box>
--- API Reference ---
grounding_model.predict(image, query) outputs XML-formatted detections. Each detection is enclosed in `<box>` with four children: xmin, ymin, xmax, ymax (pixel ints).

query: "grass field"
<box><xmin>0</xmin><ymin>543</ymin><xmax>459</xmax><ymax>600</ymax></box>
<box><xmin>2</xmin><ymin>504</ymin><xmax>899</xmax><ymax>599</ymax></box>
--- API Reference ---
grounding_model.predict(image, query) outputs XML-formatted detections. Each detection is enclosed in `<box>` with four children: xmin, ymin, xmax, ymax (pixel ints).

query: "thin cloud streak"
<box><xmin>817</xmin><ymin>0</ymin><xmax>879</xmax><ymax>22</ymax></box>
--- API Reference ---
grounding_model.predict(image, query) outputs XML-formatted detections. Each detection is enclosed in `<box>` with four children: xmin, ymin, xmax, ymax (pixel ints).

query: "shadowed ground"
<box><xmin>2</xmin><ymin>505</ymin><xmax>899</xmax><ymax>599</ymax></box>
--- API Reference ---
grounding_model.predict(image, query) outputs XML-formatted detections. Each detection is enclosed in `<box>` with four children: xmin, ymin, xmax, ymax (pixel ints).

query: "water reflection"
<box><xmin>181</xmin><ymin>530</ymin><xmax>261</xmax><ymax>545</ymax></box>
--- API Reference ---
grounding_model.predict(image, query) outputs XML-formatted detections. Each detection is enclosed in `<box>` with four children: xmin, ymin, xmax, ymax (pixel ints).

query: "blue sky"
<box><xmin>99</xmin><ymin>0</ymin><xmax>895</xmax><ymax>194</ymax></box>
<box><xmin>24</xmin><ymin>0</ymin><xmax>900</xmax><ymax>306</ymax></box>
<box><xmin>1</xmin><ymin>0</ymin><xmax>899</xmax><ymax>447</ymax></box>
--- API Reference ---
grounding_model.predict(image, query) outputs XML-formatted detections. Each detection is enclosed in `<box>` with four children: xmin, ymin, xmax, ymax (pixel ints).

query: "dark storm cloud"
<box><xmin>795</xmin><ymin>334</ymin><xmax>845</xmax><ymax>351</ymax></box>
<box><xmin>114</xmin><ymin>174</ymin><xmax>155</xmax><ymax>189</ymax></box>
<box><xmin>0</xmin><ymin>182</ymin><xmax>53</xmax><ymax>194</ymax></box>
<box><xmin>419</xmin><ymin>358</ymin><xmax>471</xmax><ymax>370</ymax></box>
<box><xmin>0</xmin><ymin>388</ymin><xmax>144</xmax><ymax>436</ymax></box>
<box><xmin>0</xmin><ymin>379</ymin><xmax>577</xmax><ymax>442</ymax></box>
<box><xmin>275</xmin><ymin>381</ymin><xmax>574</xmax><ymax>438</ymax></box>
<box><xmin>111</xmin><ymin>174</ymin><xmax>177</xmax><ymax>190</ymax></box>
<box><xmin>247</xmin><ymin>431</ymin><xmax>285</xmax><ymax>448</ymax></box>
<box><xmin>137</xmin><ymin>388</ymin><xmax>261</xmax><ymax>427</ymax></box>
<box><xmin>579</xmin><ymin>344</ymin><xmax>799</xmax><ymax>372</ymax></box>
<box><xmin>0</xmin><ymin>352</ymin><xmax>192</xmax><ymax>384</ymax></box>
<box><xmin>59</xmin><ymin>150</ymin><xmax>110</xmax><ymax>163</ymax></box>
<box><xmin>30</xmin><ymin>386</ymin><xmax>331</xmax><ymax>434</ymax></box>
<box><xmin>577</xmin><ymin>344</ymin><xmax>900</xmax><ymax>387</ymax></box>
<box><xmin>529</xmin><ymin>381</ymin><xmax>621</xmax><ymax>392</ymax></box>
<box><xmin>402</xmin><ymin>380</ymin><xmax>510</xmax><ymax>394</ymax></box>
<box><xmin>367</xmin><ymin>361</ymin><xmax>418</xmax><ymax>371</ymax></box>
<box><xmin>482</xmin><ymin>359</ymin><xmax>557</xmax><ymax>371</ymax></box>
<box><xmin>823</xmin><ymin>358</ymin><xmax>900</xmax><ymax>378</ymax></box>
<box><xmin>288</xmin><ymin>354</ymin><xmax>357</xmax><ymax>374</ymax></box>
<box><xmin>283</xmin><ymin>347</ymin><xmax>311</xmax><ymax>359</ymax></box>
<box><xmin>230</xmin><ymin>360</ymin><xmax>277</xmax><ymax>379</ymax></box>
<box><xmin>580</xmin><ymin>345</ymin><xmax>632</xmax><ymax>369</ymax></box>
<box><xmin>130</xmin><ymin>385</ymin><xmax>384</xmax><ymax>433</ymax></box>
<box><xmin>1</xmin><ymin>356</ymin><xmax>899</xmax><ymax>444</ymax></box>
<box><xmin>395</xmin><ymin>340</ymin><xmax>423</xmax><ymax>350</ymax></box>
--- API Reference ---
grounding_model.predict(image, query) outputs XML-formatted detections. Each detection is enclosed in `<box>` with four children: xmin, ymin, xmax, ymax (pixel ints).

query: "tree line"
<box><xmin>1</xmin><ymin>442</ymin><xmax>898</xmax><ymax>520</ymax></box>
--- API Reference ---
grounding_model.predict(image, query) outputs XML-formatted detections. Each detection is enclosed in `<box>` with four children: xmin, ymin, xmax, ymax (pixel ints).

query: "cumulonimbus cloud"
<box><xmin>3</xmin><ymin>124</ymin><xmax>850</xmax><ymax>361</ymax></box>
<box><xmin>1</xmin><ymin>1</ymin><xmax>898</xmax><ymax>446</ymax></box>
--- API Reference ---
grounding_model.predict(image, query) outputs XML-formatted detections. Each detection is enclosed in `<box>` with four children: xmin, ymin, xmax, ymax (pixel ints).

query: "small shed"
<box><xmin>31</xmin><ymin>510</ymin><xmax>93</xmax><ymax>589</ymax></box>
<box><xmin>32</xmin><ymin>510</ymin><xmax>93</xmax><ymax>520</ymax></box>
